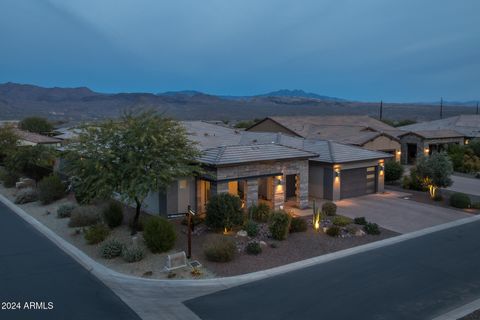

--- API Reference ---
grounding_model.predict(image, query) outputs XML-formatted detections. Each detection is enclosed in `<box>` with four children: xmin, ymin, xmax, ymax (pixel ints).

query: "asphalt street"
<box><xmin>186</xmin><ymin>219</ymin><xmax>480</xmax><ymax>320</ymax></box>
<box><xmin>0</xmin><ymin>201</ymin><xmax>141</xmax><ymax>320</ymax></box>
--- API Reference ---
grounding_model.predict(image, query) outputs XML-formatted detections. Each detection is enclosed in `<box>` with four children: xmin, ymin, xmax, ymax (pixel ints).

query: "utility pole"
<box><xmin>440</xmin><ymin>97</ymin><xmax>443</xmax><ymax>119</ymax></box>
<box><xmin>379</xmin><ymin>100</ymin><xmax>383</xmax><ymax>120</ymax></box>
<box><xmin>477</xmin><ymin>102</ymin><xmax>479</xmax><ymax>115</ymax></box>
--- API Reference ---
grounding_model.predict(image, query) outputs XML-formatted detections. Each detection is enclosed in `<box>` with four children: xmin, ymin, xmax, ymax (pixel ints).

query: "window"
<box><xmin>179</xmin><ymin>179</ymin><xmax>187</xmax><ymax>189</ymax></box>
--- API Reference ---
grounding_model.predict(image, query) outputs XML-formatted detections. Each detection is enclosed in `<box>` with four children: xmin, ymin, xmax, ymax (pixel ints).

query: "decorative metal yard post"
<box><xmin>186</xmin><ymin>205</ymin><xmax>196</xmax><ymax>259</ymax></box>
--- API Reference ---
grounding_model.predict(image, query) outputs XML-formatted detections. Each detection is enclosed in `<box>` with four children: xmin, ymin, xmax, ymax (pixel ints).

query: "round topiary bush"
<box><xmin>332</xmin><ymin>216</ymin><xmax>352</xmax><ymax>227</ymax></box>
<box><xmin>289</xmin><ymin>217</ymin><xmax>307</xmax><ymax>233</ymax></box>
<box><xmin>84</xmin><ymin>224</ymin><xmax>110</xmax><ymax>245</ymax></box>
<box><xmin>245</xmin><ymin>241</ymin><xmax>262</xmax><ymax>255</ymax></box>
<box><xmin>364</xmin><ymin>222</ymin><xmax>381</xmax><ymax>235</ymax></box>
<box><xmin>57</xmin><ymin>203</ymin><xmax>77</xmax><ymax>218</ymax></box>
<box><xmin>100</xmin><ymin>239</ymin><xmax>124</xmax><ymax>259</ymax></box>
<box><xmin>353</xmin><ymin>217</ymin><xmax>367</xmax><ymax>225</ymax></box>
<box><xmin>38</xmin><ymin>175</ymin><xmax>65</xmax><ymax>204</ymax></box>
<box><xmin>450</xmin><ymin>192</ymin><xmax>471</xmax><ymax>209</ymax></box>
<box><xmin>122</xmin><ymin>245</ymin><xmax>145</xmax><ymax>263</ymax></box>
<box><xmin>326</xmin><ymin>226</ymin><xmax>340</xmax><ymax>237</ymax></box>
<box><xmin>203</xmin><ymin>235</ymin><xmax>236</xmax><ymax>262</ymax></box>
<box><xmin>143</xmin><ymin>216</ymin><xmax>176</xmax><ymax>253</ymax></box>
<box><xmin>322</xmin><ymin>201</ymin><xmax>337</xmax><ymax>216</ymax></box>
<box><xmin>244</xmin><ymin>220</ymin><xmax>259</xmax><ymax>237</ymax></box>
<box><xmin>249</xmin><ymin>203</ymin><xmax>271</xmax><ymax>222</ymax></box>
<box><xmin>205</xmin><ymin>193</ymin><xmax>244</xmax><ymax>231</ymax></box>
<box><xmin>68</xmin><ymin>205</ymin><xmax>101</xmax><ymax>228</ymax></box>
<box><xmin>1</xmin><ymin>171</ymin><xmax>19</xmax><ymax>188</ymax></box>
<box><xmin>269</xmin><ymin>210</ymin><xmax>291</xmax><ymax>240</ymax></box>
<box><xmin>102</xmin><ymin>201</ymin><xmax>124</xmax><ymax>228</ymax></box>
<box><xmin>385</xmin><ymin>160</ymin><xmax>404</xmax><ymax>182</ymax></box>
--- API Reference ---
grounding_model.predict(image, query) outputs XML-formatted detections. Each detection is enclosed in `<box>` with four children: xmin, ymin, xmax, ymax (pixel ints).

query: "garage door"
<box><xmin>340</xmin><ymin>167</ymin><xmax>377</xmax><ymax>199</ymax></box>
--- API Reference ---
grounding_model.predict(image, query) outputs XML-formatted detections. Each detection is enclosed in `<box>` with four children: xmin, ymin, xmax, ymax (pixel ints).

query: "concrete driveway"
<box><xmin>336</xmin><ymin>191</ymin><xmax>471</xmax><ymax>234</ymax></box>
<box><xmin>447</xmin><ymin>174</ymin><xmax>480</xmax><ymax>197</ymax></box>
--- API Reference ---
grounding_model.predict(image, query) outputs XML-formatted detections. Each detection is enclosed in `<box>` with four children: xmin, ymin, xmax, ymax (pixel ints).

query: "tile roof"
<box><xmin>399</xmin><ymin>115</ymin><xmax>480</xmax><ymax>138</ymax></box>
<box><xmin>14</xmin><ymin>129</ymin><xmax>61</xmax><ymax>144</ymax></box>
<box><xmin>198</xmin><ymin>144</ymin><xmax>316</xmax><ymax>165</ymax></box>
<box><xmin>183</xmin><ymin>121</ymin><xmax>392</xmax><ymax>165</ymax></box>
<box><xmin>251</xmin><ymin>116</ymin><xmax>403</xmax><ymax>143</ymax></box>
<box><xmin>398</xmin><ymin>130</ymin><xmax>465</xmax><ymax>139</ymax></box>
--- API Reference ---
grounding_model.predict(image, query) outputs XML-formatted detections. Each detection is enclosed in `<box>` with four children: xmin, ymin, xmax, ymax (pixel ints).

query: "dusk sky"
<box><xmin>0</xmin><ymin>0</ymin><xmax>479</xmax><ymax>102</ymax></box>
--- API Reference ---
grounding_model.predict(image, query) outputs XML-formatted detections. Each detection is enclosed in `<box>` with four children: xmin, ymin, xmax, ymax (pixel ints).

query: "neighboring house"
<box><xmin>143</xmin><ymin>121</ymin><xmax>392</xmax><ymax>216</ymax></box>
<box><xmin>53</xmin><ymin>127</ymin><xmax>81</xmax><ymax>145</ymax></box>
<box><xmin>246</xmin><ymin>116</ymin><xmax>402</xmax><ymax>161</ymax></box>
<box><xmin>399</xmin><ymin>115</ymin><xmax>480</xmax><ymax>145</ymax></box>
<box><xmin>14</xmin><ymin>129</ymin><xmax>61</xmax><ymax>147</ymax></box>
<box><xmin>398</xmin><ymin>130</ymin><xmax>465</xmax><ymax>165</ymax></box>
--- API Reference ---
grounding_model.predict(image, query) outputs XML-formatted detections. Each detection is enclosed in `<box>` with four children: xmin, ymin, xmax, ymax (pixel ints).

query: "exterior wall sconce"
<box><xmin>424</xmin><ymin>147</ymin><xmax>430</xmax><ymax>154</ymax></box>
<box><xmin>334</xmin><ymin>168</ymin><xmax>340</xmax><ymax>179</ymax></box>
<box><xmin>379</xmin><ymin>164</ymin><xmax>385</xmax><ymax>176</ymax></box>
<box><xmin>396</xmin><ymin>150</ymin><xmax>401</xmax><ymax>155</ymax></box>
<box><xmin>465</xmin><ymin>139</ymin><xmax>470</xmax><ymax>145</ymax></box>
<box><xmin>276</xmin><ymin>176</ymin><xmax>283</xmax><ymax>186</ymax></box>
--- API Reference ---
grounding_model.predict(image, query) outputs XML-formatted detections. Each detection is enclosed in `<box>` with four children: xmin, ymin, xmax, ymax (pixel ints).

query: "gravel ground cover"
<box><xmin>0</xmin><ymin>183</ymin><xmax>397</xmax><ymax>279</ymax></box>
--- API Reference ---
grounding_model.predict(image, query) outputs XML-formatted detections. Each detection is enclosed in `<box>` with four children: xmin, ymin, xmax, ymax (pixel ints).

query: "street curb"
<box><xmin>2</xmin><ymin>193</ymin><xmax>480</xmax><ymax>288</ymax></box>
<box><xmin>432</xmin><ymin>297</ymin><xmax>480</xmax><ymax>320</ymax></box>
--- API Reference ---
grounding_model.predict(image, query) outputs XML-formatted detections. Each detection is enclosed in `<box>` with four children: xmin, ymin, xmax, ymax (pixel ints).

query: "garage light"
<box><xmin>334</xmin><ymin>168</ymin><xmax>340</xmax><ymax>179</ymax></box>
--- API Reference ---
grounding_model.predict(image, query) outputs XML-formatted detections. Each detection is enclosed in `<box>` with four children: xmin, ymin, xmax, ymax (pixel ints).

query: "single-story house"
<box><xmin>397</xmin><ymin>130</ymin><xmax>465</xmax><ymax>164</ymax></box>
<box><xmin>143</xmin><ymin>121</ymin><xmax>393</xmax><ymax>216</ymax></box>
<box><xmin>14</xmin><ymin>129</ymin><xmax>62</xmax><ymax>148</ymax></box>
<box><xmin>399</xmin><ymin>115</ymin><xmax>480</xmax><ymax>145</ymax></box>
<box><xmin>246</xmin><ymin>116</ymin><xmax>402</xmax><ymax>161</ymax></box>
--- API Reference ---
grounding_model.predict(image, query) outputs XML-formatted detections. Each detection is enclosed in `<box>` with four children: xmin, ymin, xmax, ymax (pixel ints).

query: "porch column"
<box><xmin>296</xmin><ymin>163</ymin><xmax>309</xmax><ymax>209</ymax></box>
<box><xmin>272</xmin><ymin>175</ymin><xmax>285</xmax><ymax>210</ymax></box>
<box><xmin>332</xmin><ymin>166</ymin><xmax>341</xmax><ymax>201</ymax></box>
<box><xmin>246</xmin><ymin>178</ymin><xmax>258</xmax><ymax>208</ymax></box>
<box><xmin>377</xmin><ymin>164</ymin><xmax>385</xmax><ymax>193</ymax></box>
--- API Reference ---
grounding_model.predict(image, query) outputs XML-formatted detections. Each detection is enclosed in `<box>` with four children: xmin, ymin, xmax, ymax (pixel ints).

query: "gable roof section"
<box><xmin>14</xmin><ymin>129</ymin><xmax>61</xmax><ymax>144</ymax></box>
<box><xmin>198</xmin><ymin>144</ymin><xmax>316</xmax><ymax>166</ymax></box>
<box><xmin>398</xmin><ymin>129</ymin><xmax>465</xmax><ymax>139</ymax></box>
<box><xmin>399</xmin><ymin>115</ymin><xmax>480</xmax><ymax>138</ymax></box>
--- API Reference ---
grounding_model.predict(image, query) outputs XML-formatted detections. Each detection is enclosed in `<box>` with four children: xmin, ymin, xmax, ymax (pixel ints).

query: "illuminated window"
<box><xmin>179</xmin><ymin>179</ymin><xmax>187</xmax><ymax>189</ymax></box>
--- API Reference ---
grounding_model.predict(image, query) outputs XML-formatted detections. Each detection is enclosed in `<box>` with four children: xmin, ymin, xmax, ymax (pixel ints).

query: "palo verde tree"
<box><xmin>19</xmin><ymin>117</ymin><xmax>53</xmax><ymax>134</ymax></box>
<box><xmin>65</xmin><ymin>111</ymin><xmax>201</xmax><ymax>234</ymax></box>
<box><xmin>415</xmin><ymin>152</ymin><xmax>453</xmax><ymax>199</ymax></box>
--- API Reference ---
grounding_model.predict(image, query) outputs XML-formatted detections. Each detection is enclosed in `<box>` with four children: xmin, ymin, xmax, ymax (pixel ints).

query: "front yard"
<box><xmin>0</xmin><ymin>183</ymin><xmax>396</xmax><ymax>280</ymax></box>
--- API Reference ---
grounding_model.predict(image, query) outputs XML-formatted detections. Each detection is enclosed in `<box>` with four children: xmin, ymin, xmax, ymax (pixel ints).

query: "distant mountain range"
<box><xmin>0</xmin><ymin>82</ymin><xmax>478</xmax><ymax>123</ymax></box>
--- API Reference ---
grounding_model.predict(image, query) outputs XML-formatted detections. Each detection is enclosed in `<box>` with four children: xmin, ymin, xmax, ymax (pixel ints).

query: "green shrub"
<box><xmin>68</xmin><ymin>205</ymin><xmax>101</xmax><ymax>227</ymax></box>
<box><xmin>102</xmin><ymin>201</ymin><xmax>124</xmax><ymax>228</ymax></box>
<box><xmin>289</xmin><ymin>217</ymin><xmax>307</xmax><ymax>233</ymax></box>
<box><xmin>269</xmin><ymin>210</ymin><xmax>291</xmax><ymax>241</ymax></box>
<box><xmin>249</xmin><ymin>203</ymin><xmax>271</xmax><ymax>222</ymax></box>
<box><xmin>37</xmin><ymin>175</ymin><xmax>65</xmax><ymax>204</ymax></box>
<box><xmin>84</xmin><ymin>224</ymin><xmax>110</xmax><ymax>245</ymax></box>
<box><xmin>100</xmin><ymin>239</ymin><xmax>124</xmax><ymax>259</ymax></box>
<box><xmin>449</xmin><ymin>193</ymin><xmax>471</xmax><ymax>209</ymax></box>
<box><xmin>203</xmin><ymin>235</ymin><xmax>236</xmax><ymax>262</ymax></box>
<box><xmin>205</xmin><ymin>193</ymin><xmax>244</xmax><ymax>231</ymax></box>
<box><xmin>407</xmin><ymin>168</ymin><xmax>427</xmax><ymax>191</ymax></box>
<box><xmin>245</xmin><ymin>241</ymin><xmax>262</xmax><ymax>255</ymax></box>
<box><xmin>326</xmin><ymin>226</ymin><xmax>340</xmax><ymax>237</ymax></box>
<box><xmin>364</xmin><ymin>222</ymin><xmax>381</xmax><ymax>235</ymax></box>
<box><xmin>56</xmin><ymin>203</ymin><xmax>77</xmax><ymax>218</ymax></box>
<box><xmin>385</xmin><ymin>160</ymin><xmax>404</xmax><ymax>182</ymax></box>
<box><xmin>122</xmin><ymin>245</ymin><xmax>145</xmax><ymax>263</ymax></box>
<box><xmin>14</xmin><ymin>188</ymin><xmax>38</xmax><ymax>204</ymax></box>
<box><xmin>1</xmin><ymin>171</ymin><xmax>19</xmax><ymax>188</ymax></box>
<box><xmin>472</xmin><ymin>202</ymin><xmax>480</xmax><ymax>209</ymax></box>
<box><xmin>322</xmin><ymin>202</ymin><xmax>337</xmax><ymax>216</ymax></box>
<box><xmin>332</xmin><ymin>216</ymin><xmax>352</xmax><ymax>227</ymax></box>
<box><xmin>143</xmin><ymin>217</ymin><xmax>176</xmax><ymax>253</ymax></box>
<box><xmin>401</xmin><ymin>175</ymin><xmax>411</xmax><ymax>189</ymax></box>
<box><xmin>353</xmin><ymin>217</ymin><xmax>367</xmax><ymax>225</ymax></box>
<box><xmin>244</xmin><ymin>220</ymin><xmax>259</xmax><ymax>237</ymax></box>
